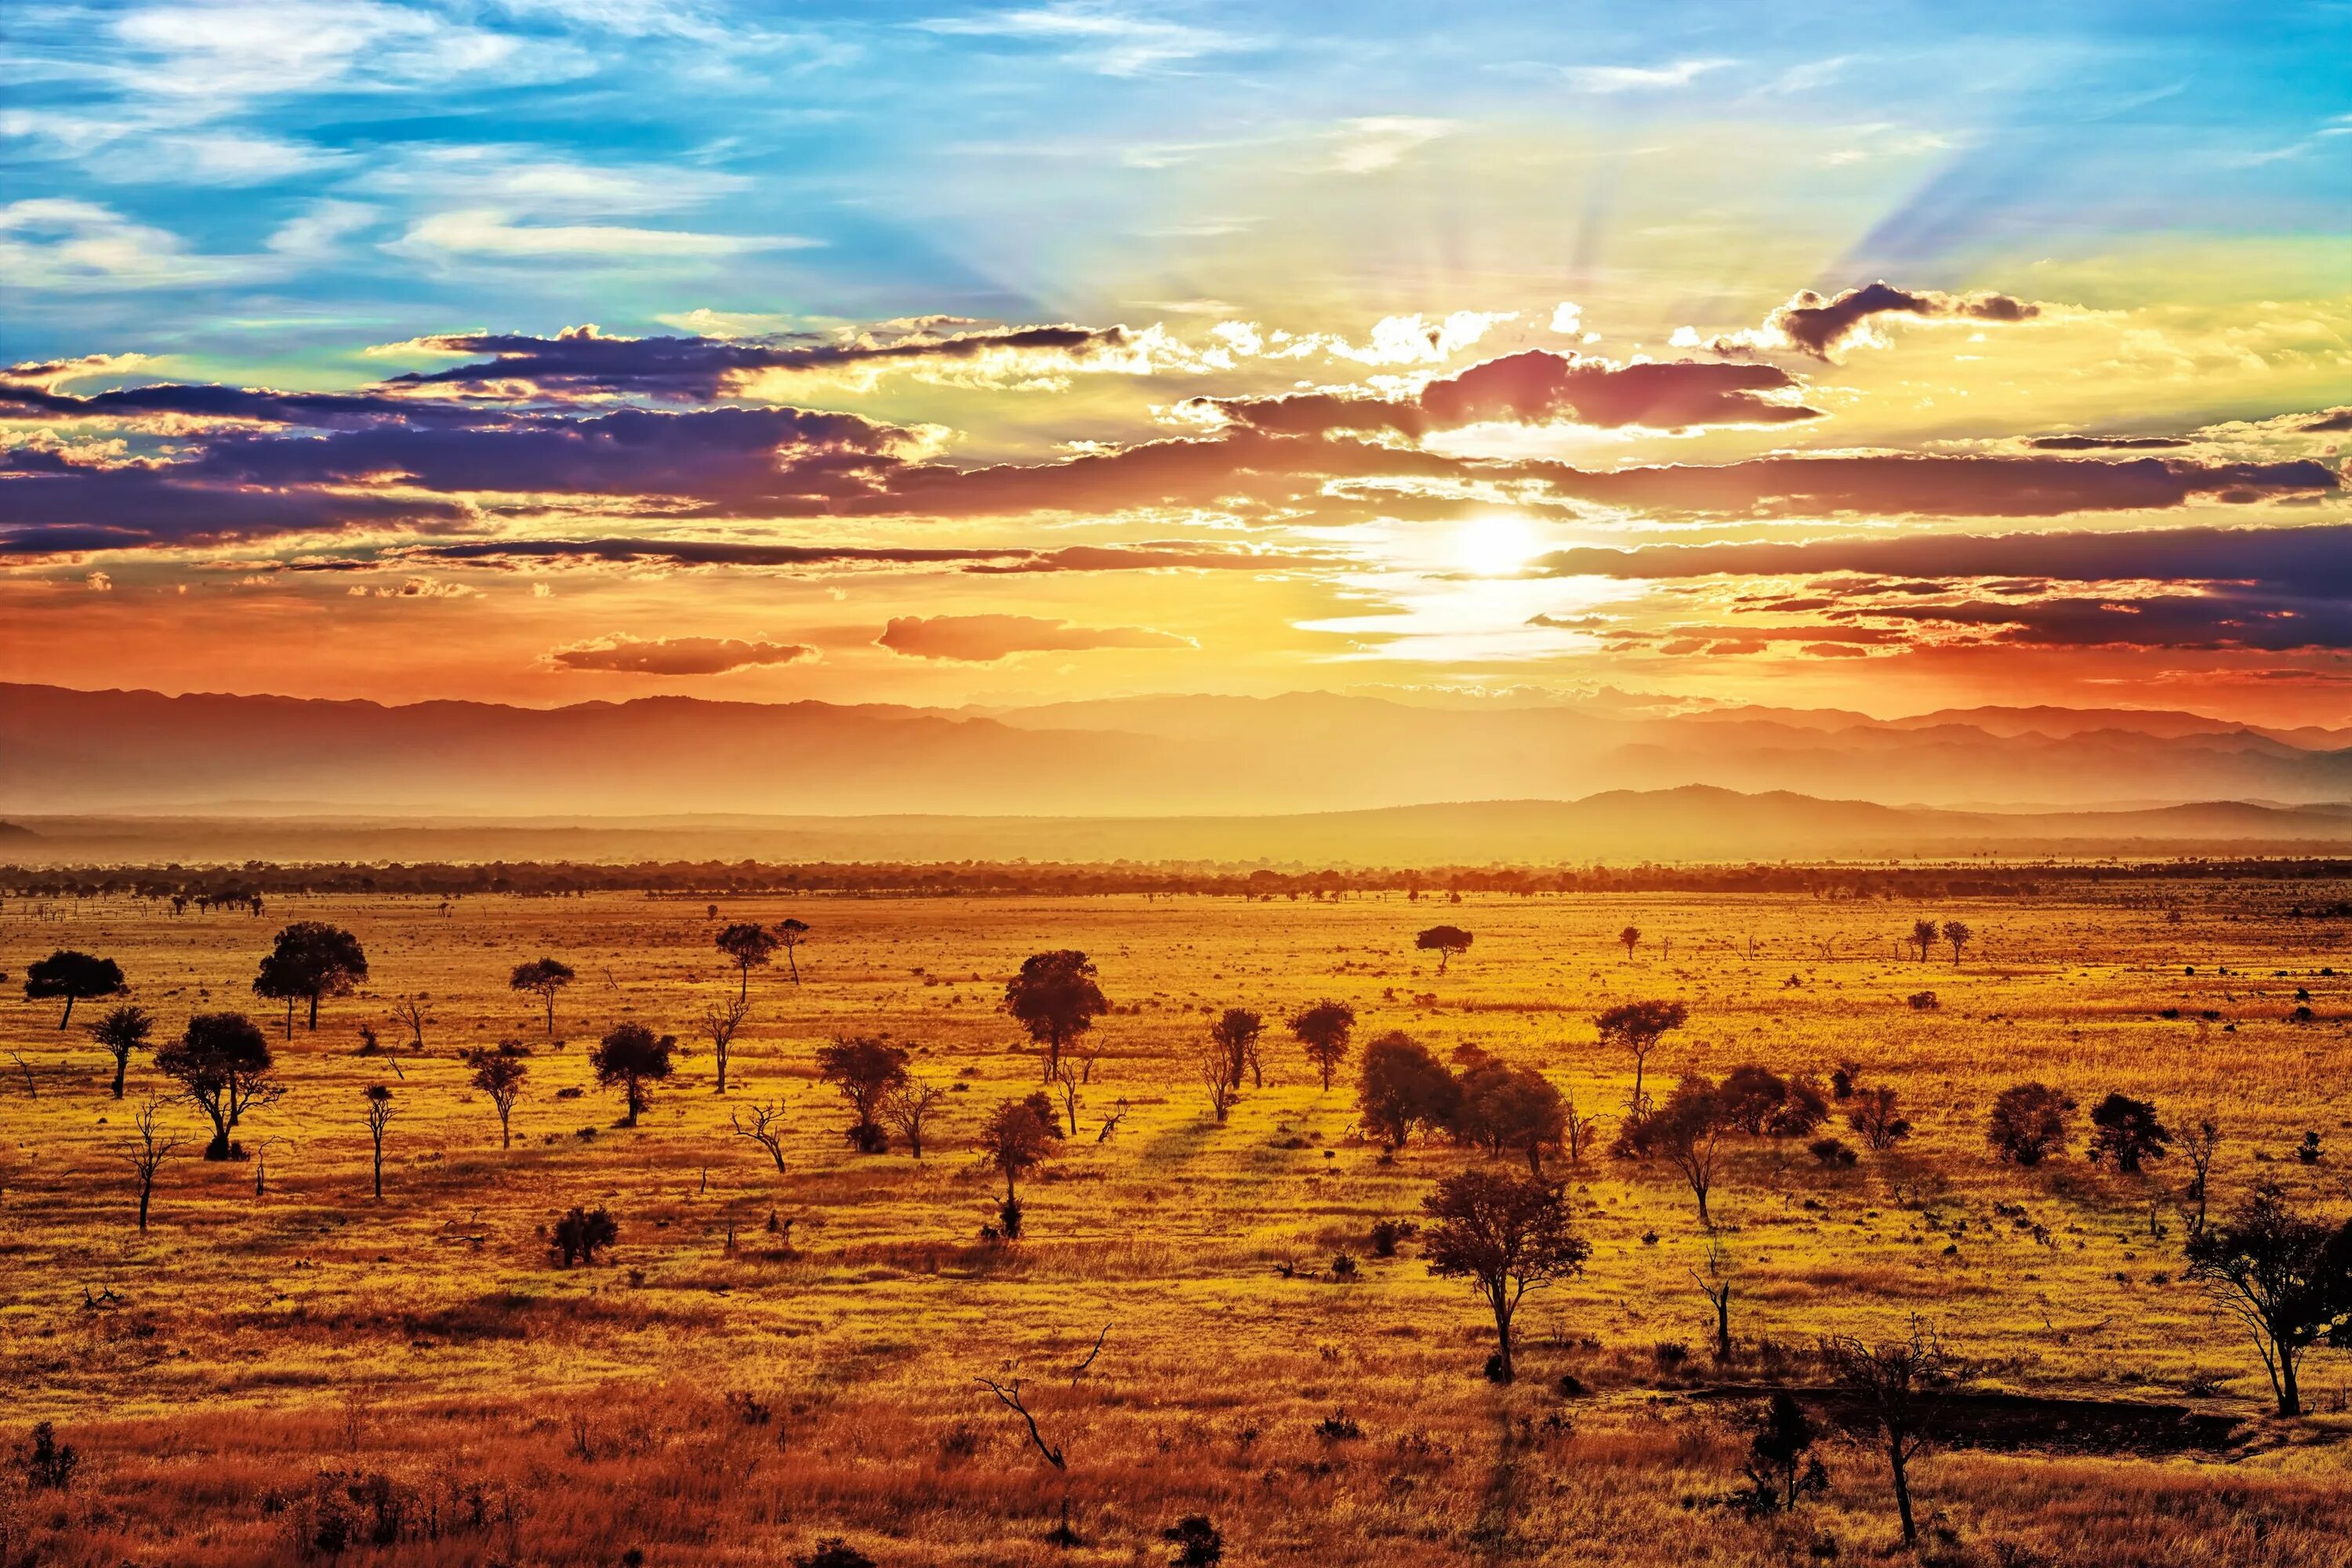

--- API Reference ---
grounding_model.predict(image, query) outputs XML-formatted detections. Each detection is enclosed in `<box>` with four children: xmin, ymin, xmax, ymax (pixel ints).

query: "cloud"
<box><xmin>1558</xmin><ymin>58</ymin><xmax>1732</xmax><ymax>92</ymax></box>
<box><xmin>2299</xmin><ymin>408</ymin><xmax>2352</xmax><ymax>434</ymax></box>
<box><xmin>1200</xmin><ymin>351</ymin><xmax>1824</xmax><ymax>437</ymax></box>
<box><xmin>877</xmin><ymin>613</ymin><xmax>1192</xmax><ymax>661</ymax></box>
<box><xmin>0</xmin><ymin>198</ymin><xmax>241</xmax><ymax>290</ymax></box>
<box><xmin>394</xmin><ymin>209</ymin><xmax>815</xmax><ymax>260</ymax></box>
<box><xmin>549</xmin><ymin>633</ymin><xmax>815</xmax><ymax>675</ymax></box>
<box><xmin>2024</xmin><ymin>434</ymin><xmax>2193</xmax><ymax>451</ymax></box>
<box><xmin>1328</xmin><ymin>117</ymin><xmax>1454</xmax><ymax>174</ymax></box>
<box><xmin>910</xmin><ymin>5</ymin><xmax>1250</xmax><ymax>75</ymax></box>
<box><xmin>1693</xmin><ymin>280</ymin><xmax>2045</xmax><ymax>361</ymax></box>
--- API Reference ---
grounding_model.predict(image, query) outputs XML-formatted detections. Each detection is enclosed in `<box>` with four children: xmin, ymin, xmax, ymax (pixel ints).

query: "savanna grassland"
<box><xmin>5</xmin><ymin>880</ymin><xmax>2352</xmax><ymax>1567</ymax></box>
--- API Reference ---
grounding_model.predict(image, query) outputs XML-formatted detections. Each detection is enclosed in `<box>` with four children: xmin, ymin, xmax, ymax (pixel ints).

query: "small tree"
<box><xmin>1735</xmin><ymin>1392</ymin><xmax>1828</xmax><ymax>1515</ymax></box>
<box><xmin>154</xmin><ymin>1011</ymin><xmax>281</xmax><ymax>1160</ymax></box>
<box><xmin>881</xmin><ymin>1078</ymin><xmax>947</xmax><ymax>1158</ymax></box>
<box><xmin>1594</xmin><ymin>999</ymin><xmax>1687</xmax><ymax>1114</ymax></box>
<box><xmin>552</xmin><ymin>1206</ymin><xmax>618</xmax><ymax>1267</ymax></box>
<box><xmin>2087</xmin><ymin>1093</ymin><xmax>2172</xmax><ymax>1174</ymax></box>
<box><xmin>716</xmin><ymin>923</ymin><xmax>779</xmax><ymax>1004</ymax></box>
<box><xmin>1847</xmin><ymin>1086</ymin><xmax>1913</xmax><ymax>1152</ymax></box>
<box><xmin>1645</xmin><ymin>1076</ymin><xmax>1730</xmax><ymax>1225</ymax></box>
<box><xmin>1819</xmin><ymin>1323</ymin><xmax>1955</xmax><ymax>1548</ymax></box>
<box><xmin>1690</xmin><ymin>1235</ymin><xmax>1738</xmax><ymax>1360</ymax></box>
<box><xmin>362</xmin><ymin>1085</ymin><xmax>395</xmax><ymax>1200</ymax></box>
<box><xmin>731</xmin><ymin>1099</ymin><xmax>790</xmax><ymax>1173</ymax></box>
<box><xmin>124</xmin><ymin>1096</ymin><xmax>181</xmax><ymax>1232</ymax></box>
<box><xmin>25</xmin><ymin>949</ymin><xmax>125</xmax><ymax>1029</ymax></box>
<box><xmin>2184</xmin><ymin>1178</ymin><xmax>2352</xmax><ymax>1417</ymax></box>
<box><xmin>975</xmin><ymin>1098</ymin><xmax>1058</xmax><ymax>1235</ymax></box>
<box><xmin>1943</xmin><ymin>920</ymin><xmax>1973</xmax><ymax>965</ymax></box>
<box><xmin>1210</xmin><ymin>1007</ymin><xmax>1264</xmax><ymax>1090</ymax></box>
<box><xmin>591</xmin><ymin>1022</ymin><xmax>676</xmax><ymax>1127</ymax></box>
<box><xmin>1421</xmin><ymin>1168</ymin><xmax>1588</xmax><ymax>1382</ymax></box>
<box><xmin>1196</xmin><ymin>1035</ymin><xmax>1242</xmax><ymax>1123</ymax></box>
<box><xmin>775</xmin><ymin>916</ymin><xmax>810</xmax><ymax>982</ymax></box>
<box><xmin>700</xmin><ymin>994</ymin><xmax>750</xmax><ymax>1094</ymax></box>
<box><xmin>816</xmin><ymin>1036</ymin><xmax>909</xmax><ymax>1152</ymax></box>
<box><xmin>463</xmin><ymin>1043</ymin><xmax>529</xmax><ymax>1149</ymax></box>
<box><xmin>388</xmin><ymin>996</ymin><xmax>426</xmax><ymax>1051</ymax></box>
<box><xmin>1289</xmin><ymin>1000</ymin><xmax>1355</xmax><ymax>1091</ymax></box>
<box><xmin>1987</xmin><ymin>1082</ymin><xmax>2070</xmax><ymax>1167</ymax></box>
<box><xmin>252</xmin><ymin>921</ymin><xmax>368</xmax><ymax>1033</ymax></box>
<box><xmin>1911</xmin><ymin>919</ymin><xmax>1940</xmax><ymax>961</ymax></box>
<box><xmin>510</xmin><ymin>958</ymin><xmax>575</xmax><ymax>1035</ymax></box>
<box><xmin>2180</xmin><ymin>1115</ymin><xmax>2223</xmax><ymax>1236</ymax></box>
<box><xmin>1415</xmin><ymin>925</ymin><xmax>1472</xmax><ymax>975</ymax></box>
<box><xmin>1458</xmin><ymin>1060</ymin><xmax>1568</xmax><ymax>1174</ymax></box>
<box><xmin>1618</xmin><ymin>924</ymin><xmax>1642</xmax><ymax>960</ymax></box>
<box><xmin>1004</xmin><ymin>950</ymin><xmax>1109</xmax><ymax>1081</ymax></box>
<box><xmin>1357</xmin><ymin>1031</ymin><xmax>1461</xmax><ymax>1153</ymax></box>
<box><xmin>89</xmin><ymin>1003</ymin><xmax>154</xmax><ymax>1099</ymax></box>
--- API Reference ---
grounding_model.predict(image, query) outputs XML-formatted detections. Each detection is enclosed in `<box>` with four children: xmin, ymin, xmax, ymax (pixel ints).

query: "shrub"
<box><xmin>1809</xmin><ymin>1137</ymin><xmax>1859</xmax><ymax>1168</ymax></box>
<box><xmin>2086</xmin><ymin>1093</ymin><xmax>2172</xmax><ymax>1173</ymax></box>
<box><xmin>551</xmin><ymin>1206</ymin><xmax>618</xmax><ymax>1266</ymax></box>
<box><xmin>794</xmin><ymin>1540</ymin><xmax>876</xmax><ymax>1568</ymax></box>
<box><xmin>1314</xmin><ymin>1408</ymin><xmax>1363</xmax><ymax>1440</ymax></box>
<box><xmin>1163</xmin><ymin>1515</ymin><xmax>1225</xmax><ymax>1567</ymax></box>
<box><xmin>1369</xmin><ymin>1218</ymin><xmax>1414</xmax><ymax>1257</ymax></box>
<box><xmin>20</xmin><ymin>1422</ymin><xmax>79</xmax><ymax>1490</ymax></box>
<box><xmin>1987</xmin><ymin>1083</ymin><xmax>2071</xmax><ymax>1167</ymax></box>
<box><xmin>1907</xmin><ymin>991</ymin><xmax>1940</xmax><ymax>1011</ymax></box>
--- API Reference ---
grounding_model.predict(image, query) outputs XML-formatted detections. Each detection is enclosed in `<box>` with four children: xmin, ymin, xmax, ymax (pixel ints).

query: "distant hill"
<box><xmin>5</xmin><ymin>681</ymin><xmax>2350</xmax><ymax>819</ymax></box>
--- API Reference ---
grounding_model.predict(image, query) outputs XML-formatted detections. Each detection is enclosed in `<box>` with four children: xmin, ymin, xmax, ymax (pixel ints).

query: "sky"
<box><xmin>2</xmin><ymin>0</ymin><xmax>2348</xmax><ymax>723</ymax></box>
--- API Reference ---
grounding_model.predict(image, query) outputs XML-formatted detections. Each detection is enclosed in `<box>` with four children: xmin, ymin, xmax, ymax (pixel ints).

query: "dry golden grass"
<box><xmin>3</xmin><ymin>883</ymin><xmax>2350</xmax><ymax>1565</ymax></box>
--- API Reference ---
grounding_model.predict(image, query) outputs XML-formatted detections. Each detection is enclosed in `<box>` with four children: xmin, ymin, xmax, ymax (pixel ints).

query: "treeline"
<box><xmin>8</xmin><ymin>856</ymin><xmax>2351</xmax><ymax>905</ymax></box>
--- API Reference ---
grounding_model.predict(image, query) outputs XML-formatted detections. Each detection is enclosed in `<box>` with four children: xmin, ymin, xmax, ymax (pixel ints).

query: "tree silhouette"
<box><xmin>1288</xmin><ymin>1000</ymin><xmax>1356</xmax><ymax>1091</ymax></box>
<box><xmin>1594</xmin><ymin>999</ymin><xmax>1687</xmax><ymax>1115</ymax></box>
<box><xmin>1735</xmin><ymin>1392</ymin><xmax>1828</xmax><ymax>1515</ymax></box>
<box><xmin>252</xmin><ymin>922</ymin><xmax>368</xmax><ymax>1033</ymax></box>
<box><xmin>2086</xmin><ymin>1093</ymin><xmax>2171</xmax><ymax>1174</ymax></box>
<box><xmin>881</xmin><ymin>1078</ymin><xmax>947</xmax><ymax>1158</ymax></box>
<box><xmin>1911</xmin><ymin>919</ymin><xmax>1940</xmax><ymax>961</ymax></box>
<box><xmin>124</xmin><ymin>1096</ymin><xmax>182</xmax><ymax>1232</ymax></box>
<box><xmin>1457</xmin><ymin>1058</ymin><xmax>1568</xmax><ymax>1174</ymax></box>
<box><xmin>509</xmin><ymin>958</ymin><xmax>575</xmax><ymax>1035</ymax></box>
<box><xmin>816</xmin><ymin>1035</ymin><xmax>909</xmax><ymax>1152</ymax></box>
<box><xmin>1943</xmin><ymin>920</ymin><xmax>1973</xmax><ymax>965</ymax></box>
<box><xmin>1639</xmin><ymin>1076</ymin><xmax>1730</xmax><ymax>1225</ymax></box>
<box><xmin>1209</xmin><ymin>1007</ymin><xmax>1262</xmax><ymax>1093</ymax></box>
<box><xmin>716</xmin><ymin>924</ymin><xmax>779</xmax><ymax>1004</ymax></box>
<box><xmin>1421</xmin><ymin>1168</ymin><xmax>1587</xmax><ymax>1382</ymax></box>
<box><xmin>1819</xmin><ymin>1323</ymin><xmax>1957</xmax><ymax>1547</ymax></box>
<box><xmin>89</xmin><ymin>1004</ymin><xmax>153</xmax><ymax>1099</ymax></box>
<box><xmin>1618</xmin><ymin>925</ymin><xmax>1642</xmax><ymax>960</ymax></box>
<box><xmin>362</xmin><ymin>1085</ymin><xmax>395</xmax><ymax>1200</ymax></box>
<box><xmin>591</xmin><ymin>1023</ymin><xmax>676</xmax><ymax>1127</ymax></box>
<box><xmin>1414</xmin><ymin>925</ymin><xmax>1472</xmax><ymax>975</ymax></box>
<box><xmin>552</xmin><ymin>1207</ymin><xmax>618</xmax><ymax>1267</ymax></box>
<box><xmin>1004</xmin><ymin>950</ymin><xmax>1108</xmax><ymax>1081</ymax></box>
<box><xmin>730</xmin><ymin>1099</ymin><xmax>790</xmax><ymax>1173</ymax></box>
<box><xmin>1357</xmin><ymin>1031</ymin><xmax>1460</xmax><ymax>1154</ymax></box>
<box><xmin>154</xmin><ymin>1011</ymin><xmax>281</xmax><ymax>1160</ymax></box>
<box><xmin>24</xmin><ymin>950</ymin><xmax>125</xmax><ymax>1029</ymax></box>
<box><xmin>1847</xmin><ymin>1086</ymin><xmax>1913</xmax><ymax>1152</ymax></box>
<box><xmin>1986</xmin><ymin>1082</ymin><xmax>2069</xmax><ymax>1167</ymax></box>
<box><xmin>975</xmin><ymin>1098</ymin><xmax>1058</xmax><ymax>1235</ymax></box>
<box><xmin>463</xmin><ymin>1043</ymin><xmax>529</xmax><ymax>1149</ymax></box>
<box><xmin>2184</xmin><ymin>1178</ymin><xmax>2352</xmax><ymax>1416</ymax></box>
<box><xmin>775</xmin><ymin>917</ymin><xmax>810</xmax><ymax>983</ymax></box>
<box><xmin>1196</xmin><ymin>1035</ymin><xmax>1243</xmax><ymax>1123</ymax></box>
<box><xmin>700</xmin><ymin>994</ymin><xmax>750</xmax><ymax>1094</ymax></box>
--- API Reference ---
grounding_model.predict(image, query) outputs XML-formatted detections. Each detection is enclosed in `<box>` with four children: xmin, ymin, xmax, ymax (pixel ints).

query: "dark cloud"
<box><xmin>2299</xmin><ymin>408</ymin><xmax>2352</xmax><ymax>434</ymax></box>
<box><xmin>1708</xmin><ymin>281</ymin><xmax>2044</xmax><ymax>360</ymax></box>
<box><xmin>548</xmin><ymin>634</ymin><xmax>816</xmax><ymax>676</ymax></box>
<box><xmin>382</xmin><ymin>323</ymin><xmax>1142</xmax><ymax>401</ymax></box>
<box><xmin>0</xmin><ymin>378</ymin><xmax>486</xmax><ymax>430</ymax></box>
<box><xmin>0</xmin><ymin>459</ymin><xmax>474</xmax><ymax>553</ymax></box>
<box><xmin>1834</xmin><ymin>593</ymin><xmax>2352</xmax><ymax>653</ymax></box>
<box><xmin>1529</xmin><ymin>519</ymin><xmax>2352</xmax><ymax>592</ymax></box>
<box><xmin>2024</xmin><ymin>434</ymin><xmax>2194</xmax><ymax>451</ymax></box>
<box><xmin>1201</xmin><ymin>351</ymin><xmax>1823</xmax><ymax>437</ymax></box>
<box><xmin>876</xmin><ymin>614</ymin><xmax>1192</xmax><ymax>662</ymax></box>
<box><xmin>369</xmin><ymin>538</ymin><xmax>1327</xmax><ymax>575</ymax></box>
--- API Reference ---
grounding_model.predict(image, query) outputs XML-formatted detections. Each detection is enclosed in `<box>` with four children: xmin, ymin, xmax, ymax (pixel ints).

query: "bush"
<box><xmin>999</xmin><ymin>1196</ymin><xmax>1024</xmax><ymax>1238</ymax></box>
<box><xmin>794</xmin><ymin>1540</ymin><xmax>876</xmax><ymax>1568</ymax></box>
<box><xmin>1314</xmin><ymin>1408</ymin><xmax>1363</xmax><ymax>1440</ymax></box>
<box><xmin>1162</xmin><ymin>1515</ymin><xmax>1225</xmax><ymax>1566</ymax></box>
<box><xmin>1908</xmin><ymin>991</ymin><xmax>1940</xmax><ymax>1011</ymax></box>
<box><xmin>1368</xmin><ymin>1218</ymin><xmax>1414</xmax><ymax>1258</ymax></box>
<box><xmin>1808</xmin><ymin>1137</ymin><xmax>1858</xmax><ymax>1168</ymax></box>
<box><xmin>1987</xmin><ymin>1083</ymin><xmax>2071</xmax><ymax>1167</ymax></box>
<box><xmin>20</xmin><ymin>1422</ymin><xmax>78</xmax><ymax>1490</ymax></box>
<box><xmin>551</xmin><ymin>1206</ymin><xmax>618</xmax><ymax>1266</ymax></box>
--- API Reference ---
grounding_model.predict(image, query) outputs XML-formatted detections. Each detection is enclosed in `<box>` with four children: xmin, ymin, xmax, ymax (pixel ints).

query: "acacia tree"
<box><xmin>252</xmin><ymin>922</ymin><xmax>368</xmax><ymax>1034</ymax></box>
<box><xmin>775</xmin><ymin>917</ymin><xmax>810</xmax><ymax>982</ymax></box>
<box><xmin>716</xmin><ymin>924</ymin><xmax>779</xmax><ymax>1004</ymax></box>
<box><xmin>591</xmin><ymin>1022</ymin><xmax>676</xmax><ymax>1127</ymax></box>
<box><xmin>463</xmin><ymin>1043</ymin><xmax>530</xmax><ymax>1149</ymax></box>
<box><xmin>89</xmin><ymin>1004</ymin><xmax>154</xmax><ymax>1099</ymax></box>
<box><xmin>1004</xmin><ymin>949</ymin><xmax>1108</xmax><ymax>1081</ymax></box>
<box><xmin>154</xmin><ymin>1011</ymin><xmax>281</xmax><ymax>1160</ymax></box>
<box><xmin>1643</xmin><ymin>1076</ymin><xmax>1730</xmax><ymax>1226</ymax></box>
<box><xmin>881</xmin><ymin>1079</ymin><xmax>947</xmax><ymax>1158</ymax></box>
<box><xmin>2087</xmin><ymin>1093</ymin><xmax>2172</xmax><ymax>1174</ymax></box>
<box><xmin>25</xmin><ymin>949</ymin><xmax>126</xmax><ymax>1029</ymax></box>
<box><xmin>700</xmin><ymin>995</ymin><xmax>750</xmax><ymax>1094</ymax></box>
<box><xmin>510</xmin><ymin>959</ymin><xmax>575</xmax><ymax>1035</ymax></box>
<box><xmin>1415</xmin><ymin>925</ymin><xmax>1472</xmax><ymax>975</ymax></box>
<box><xmin>1421</xmin><ymin>1168</ymin><xmax>1588</xmax><ymax>1382</ymax></box>
<box><xmin>1594</xmin><ymin>999</ymin><xmax>1687</xmax><ymax>1115</ymax></box>
<box><xmin>1458</xmin><ymin>1058</ymin><xmax>1568</xmax><ymax>1174</ymax></box>
<box><xmin>1209</xmin><ymin>1007</ymin><xmax>1261</xmax><ymax>1094</ymax></box>
<box><xmin>976</xmin><ymin>1098</ymin><xmax>1058</xmax><ymax>1236</ymax></box>
<box><xmin>1943</xmin><ymin>920</ymin><xmax>1973</xmax><ymax>965</ymax></box>
<box><xmin>1819</xmin><ymin>1323</ymin><xmax>1957</xmax><ymax>1548</ymax></box>
<box><xmin>1618</xmin><ymin>925</ymin><xmax>1642</xmax><ymax>960</ymax></box>
<box><xmin>816</xmin><ymin>1035</ymin><xmax>909</xmax><ymax>1152</ymax></box>
<box><xmin>1289</xmin><ymin>1000</ymin><xmax>1356</xmax><ymax>1091</ymax></box>
<box><xmin>362</xmin><ymin>1085</ymin><xmax>396</xmax><ymax>1200</ymax></box>
<box><xmin>124</xmin><ymin>1096</ymin><xmax>182</xmax><ymax>1232</ymax></box>
<box><xmin>2184</xmin><ymin>1178</ymin><xmax>2352</xmax><ymax>1417</ymax></box>
<box><xmin>1357</xmin><ymin>1031</ymin><xmax>1461</xmax><ymax>1154</ymax></box>
<box><xmin>1911</xmin><ymin>919</ymin><xmax>1940</xmax><ymax>961</ymax></box>
<box><xmin>1987</xmin><ymin>1082</ymin><xmax>2070</xmax><ymax>1167</ymax></box>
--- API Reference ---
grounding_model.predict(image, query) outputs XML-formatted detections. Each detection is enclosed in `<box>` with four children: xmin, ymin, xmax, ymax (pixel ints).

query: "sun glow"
<box><xmin>1453</xmin><ymin>514</ymin><xmax>1543</xmax><ymax>576</ymax></box>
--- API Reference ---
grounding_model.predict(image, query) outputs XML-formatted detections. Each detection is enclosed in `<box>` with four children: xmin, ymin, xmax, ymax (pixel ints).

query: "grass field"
<box><xmin>4</xmin><ymin>882</ymin><xmax>2350</xmax><ymax>1566</ymax></box>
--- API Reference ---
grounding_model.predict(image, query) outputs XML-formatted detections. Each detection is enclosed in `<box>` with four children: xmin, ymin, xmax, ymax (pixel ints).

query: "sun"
<box><xmin>1453</xmin><ymin>514</ymin><xmax>1542</xmax><ymax>576</ymax></box>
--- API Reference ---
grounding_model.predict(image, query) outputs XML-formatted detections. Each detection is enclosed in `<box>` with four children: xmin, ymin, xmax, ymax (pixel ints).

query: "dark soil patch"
<box><xmin>1688</xmin><ymin>1385</ymin><xmax>2243</xmax><ymax>1456</ymax></box>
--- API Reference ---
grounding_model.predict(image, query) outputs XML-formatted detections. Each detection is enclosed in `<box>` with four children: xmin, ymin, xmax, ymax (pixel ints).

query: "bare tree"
<box><xmin>388</xmin><ymin>997</ymin><xmax>426</xmax><ymax>1051</ymax></box>
<box><xmin>362</xmin><ymin>1085</ymin><xmax>396</xmax><ymax>1200</ymax></box>
<box><xmin>1196</xmin><ymin>1034</ymin><xmax>1241</xmax><ymax>1123</ymax></box>
<box><xmin>731</xmin><ymin>1099</ymin><xmax>790</xmax><ymax>1174</ymax></box>
<box><xmin>1690</xmin><ymin>1235</ymin><xmax>1738</xmax><ymax>1360</ymax></box>
<box><xmin>2179</xmin><ymin>1115</ymin><xmax>2223</xmax><ymax>1237</ymax></box>
<box><xmin>125</xmin><ymin>1096</ymin><xmax>181</xmax><ymax>1232</ymax></box>
<box><xmin>700</xmin><ymin>995</ymin><xmax>750</xmax><ymax>1094</ymax></box>
<box><xmin>1049</xmin><ymin>1054</ymin><xmax>1087</xmax><ymax>1136</ymax></box>
<box><xmin>1560</xmin><ymin>1089</ymin><xmax>1603</xmax><ymax>1171</ymax></box>
<box><xmin>881</xmin><ymin>1079</ymin><xmax>948</xmax><ymax>1158</ymax></box>
<box><xmin>1818</xmin><ymin>1322</ymin><xmax>1956</xmax><ymax>1548</ymax></box>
